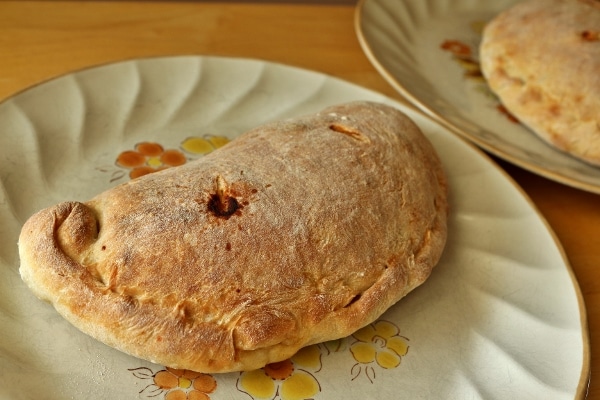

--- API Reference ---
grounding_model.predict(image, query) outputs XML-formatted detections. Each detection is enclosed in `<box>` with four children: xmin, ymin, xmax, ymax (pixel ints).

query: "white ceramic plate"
<box><xmin>0</xmin><ymin>56</ymin><xmax>589</xmax><ymax>399</ymax></box>
<box><xmin>355</xmin><ymin>0</ymin><xmax>600</xmax><ymax>194</ymax></box>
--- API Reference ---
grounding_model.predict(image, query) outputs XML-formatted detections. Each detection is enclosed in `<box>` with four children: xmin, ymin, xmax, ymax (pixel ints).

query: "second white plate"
<box><xmin>355</xmin><ymin>0</ymin><xmax>600</xmax><ymax>193</ymax></box>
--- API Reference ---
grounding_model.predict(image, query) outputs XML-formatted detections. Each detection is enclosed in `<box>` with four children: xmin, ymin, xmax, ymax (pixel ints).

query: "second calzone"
<box><xmin>18</xmin><ymin>101</ymin><xmax>448</xmax><ymax>373</ymax></box>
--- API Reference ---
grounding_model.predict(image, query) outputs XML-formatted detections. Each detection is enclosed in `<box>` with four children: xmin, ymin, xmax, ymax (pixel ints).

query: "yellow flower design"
<box><xmin>180</xmin><ymin>135</ymin><xmax>230</xmax><ymax>155</ymax></box>
<box><xmin>130</xmin><ymin>366</ymin><xmax>217</xmax><ymax>400</ymax></box>
<box><xmin>321</xmin><ymin>338</ymin><xmax>347</xmax><ymax>354</ymax></box>
<box><xmin>349</xmin><ymin>320</ymin><xmax>409</xmax><ymax>383</ymax></box>
<box><xmin>237</xmin><ymin>345</ymin><xmax>322</xmax><ymax>400</ymax></box>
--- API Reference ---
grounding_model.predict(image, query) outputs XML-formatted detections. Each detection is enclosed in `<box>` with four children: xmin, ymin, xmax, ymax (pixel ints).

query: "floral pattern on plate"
<box><xmin>130</xmin><ymin>320</ymin><xmax>408</xmax><ymax>399</ymax></box>
<box><xmin>110</xmin><ymin>135</ymin><xmax>230</xmax><ymax>181</ymax></box>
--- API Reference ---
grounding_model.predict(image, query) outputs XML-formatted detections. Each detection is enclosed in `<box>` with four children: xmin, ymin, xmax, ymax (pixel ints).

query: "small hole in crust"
<box><xmin>208</xmin><ymin>175</ymin><xmax>240</xmax><ymax>219</ymax></box>
<box><xmin>329</xmin><ymin>124</ymin><xmax>370</xmax><ymax>143</ymax></box>
<box><xmin>208</xmin><ymin>194</ymin><xmax>239</xmax><ymax>218</ymax></box>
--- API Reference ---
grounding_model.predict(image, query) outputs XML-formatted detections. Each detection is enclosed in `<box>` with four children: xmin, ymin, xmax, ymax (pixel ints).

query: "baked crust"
<box><xmin>19</xmin><ymin>101</ymin><xmax>448</xmax><ymax>373</ymax></box>
<box><xmin>480</xmin><ymin>0</ymin><xmax>600</xmax><ymax>165</ymax></box>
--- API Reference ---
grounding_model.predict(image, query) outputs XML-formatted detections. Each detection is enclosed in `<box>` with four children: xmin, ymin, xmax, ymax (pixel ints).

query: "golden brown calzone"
<box><xmin>19</xmin><ymin>101</ymin><xmax>448</xmax><ymax>373</ymax></box>
<box><xmin>480</xmin><ymin>0</ymin><xmax>600</xmax><ymax>165</ymax></box>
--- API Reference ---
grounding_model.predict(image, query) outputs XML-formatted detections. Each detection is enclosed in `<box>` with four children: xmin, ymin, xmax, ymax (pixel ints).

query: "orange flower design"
<box><xmin>440</xmin><ymin>39</ymin><xmax>483</xmax><ymax>80</ymax></box>
<box><xmin>116</xmin><ymin>142</ymin><xmax>187</xmax><ymax>179</ymax></box>
<box><xmin>130</xmin><ymin>366</ymin><xmax>217</xmax><ymax>400</ymax></box>
<box><xmin>440</xmin><ymin>25</ymin><xmax>520</xmax><ymax>124</ymax></box>
<box><xmin>112</xmin><ymin>135</ymin><xmax>230</xmax><ymax>181</ymax></box>
<box><xmin>440</xmin><ymin>39</ymin><xmax>472</xmax><ymax>59</ymax></box>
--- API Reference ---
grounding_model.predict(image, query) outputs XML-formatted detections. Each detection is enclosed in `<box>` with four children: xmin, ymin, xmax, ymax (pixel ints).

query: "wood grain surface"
<box><xmin>1</xmin><ymin>1</ymin><xmax>597</xmax><ymax>398</ymax></box>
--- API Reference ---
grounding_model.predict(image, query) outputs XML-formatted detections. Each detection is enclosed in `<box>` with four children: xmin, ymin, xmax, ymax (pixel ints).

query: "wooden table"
<box><xmin>1</xmin><ymin>1</ymin><xmax>597</xmax><ymax>398</ymax></box>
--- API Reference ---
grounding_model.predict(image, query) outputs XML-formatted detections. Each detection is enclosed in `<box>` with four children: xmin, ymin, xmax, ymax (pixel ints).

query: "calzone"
<box><xmin>19</xmin><ymin>101</ymin><xmax>448</xmax><ymax>373</ymax></box>
<box><xmin>480</xmin><ymin>0</ymin><xmax>600</xmax><ymax>165</ymax></box>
